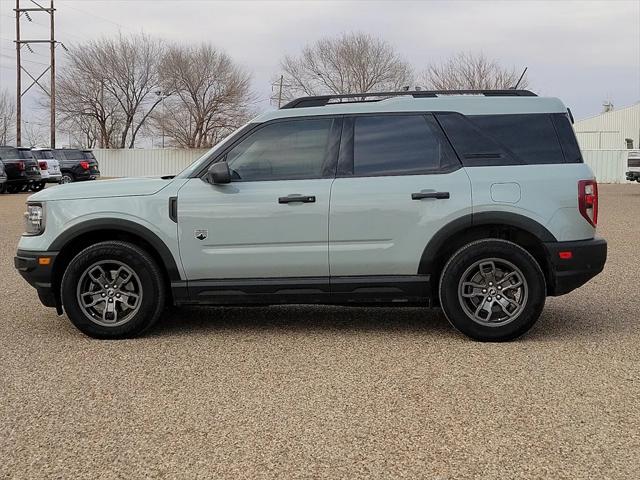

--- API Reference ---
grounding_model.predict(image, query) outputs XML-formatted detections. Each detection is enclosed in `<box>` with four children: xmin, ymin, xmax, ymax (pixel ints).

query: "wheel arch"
<box><xmin>419</xmin><ymin>212</ymin><xmax>556</xmax><ymax>296</ymax></box>
<box><xmin>50</xmin><ymin>219</ymin><xmax>181</xmax><ymax>308</ymax></box>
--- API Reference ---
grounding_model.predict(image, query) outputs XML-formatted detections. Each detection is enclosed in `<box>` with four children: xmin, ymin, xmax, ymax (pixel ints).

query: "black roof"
<box><xmin>281</xmin><ymin>89</ymin><xmax>537</xmax><ymax>109</ymax></box>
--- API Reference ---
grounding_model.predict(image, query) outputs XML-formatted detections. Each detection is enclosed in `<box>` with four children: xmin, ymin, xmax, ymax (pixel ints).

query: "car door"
<box><xmin>329</xmin><ymin>114</ymin><xmax>472</xmax><ymax>296</ymax></box>
<box><xmin>177</xmin><ymin>117</ymin><xmax>341</xmax><ymax>297</ymax></box>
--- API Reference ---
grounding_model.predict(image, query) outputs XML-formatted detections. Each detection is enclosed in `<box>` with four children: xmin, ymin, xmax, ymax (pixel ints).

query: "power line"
<box><xmin>57</xmin><ymin>2</ymin><xmax>136</xmax><ymax>32</ymax></box>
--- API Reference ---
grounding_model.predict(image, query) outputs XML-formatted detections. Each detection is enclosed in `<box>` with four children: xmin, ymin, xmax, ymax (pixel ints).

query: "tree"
<box><xmin>22</xmin><ymin>121</ymin><xmax>47</xmax><ymax>147</ymax></box>
<box><xmin>422</xmin><ymin>52</ymin><xmax>529</xmax><ymax>90</ymax></box>
<box><xmin>0</xmin><ymin>89</ymin><xmax>15</xmax><ymax>145</ymax></box>
<box><xmin>279</xmin><ymin>32</ymin><xmax>413</xmax><ymax>101</ymax></box>
<box><xmin>56</xmin><ymin>33</ymin><xmax>164</xmax><ymax>148</ymax></box>
<box><xmin>155</xmin><ymin>43</ymin><xmax>253</xmax><ymax>148</ymax></box>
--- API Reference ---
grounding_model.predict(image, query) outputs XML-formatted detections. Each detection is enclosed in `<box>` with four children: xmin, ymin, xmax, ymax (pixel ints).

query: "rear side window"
<box><xmin>437</xmin><ymin>113</ymin><xmax>573</xmax><ymax>166</ymax></box>
<box><xmin>83</xmin><ymin>151</ymin><xmax>96</xmax><ymax>160</ymax></box>
<box><xmin>353</xmin><ymin>114</ymin><xmax>458</xmax><ymax>176</ymax></box>
<box><xmin>551</xmin><ymin>113</ymin><xmax>583</xmax><ymax>163</ymax></box>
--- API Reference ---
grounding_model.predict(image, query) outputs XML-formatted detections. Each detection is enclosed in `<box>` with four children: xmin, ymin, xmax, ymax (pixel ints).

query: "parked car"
<box><xmin>52</xmin><ymin>148</ymin><xmax>100</xmax><ymax>184</ymax></box>
<box><xmin>0</xmin><ymin>159</ymin><xmax>6</xmax><ymax>193</ymax></box>
<box><xmin>0</xmin><ymin>146</ymin><xmax>42</xmax><ymax>193</ymax></box>
<box><xmin>625</xmin><ymin>150</ymin><xmax>640</xmax><ymax>183</ymax></box>
<box><xmin>32</xmin><ymin>148</ymin><xmax>62</xmax><ymax>189</ymax></box>
<box><xmin>15</xmin><ymin>89</ymin><xmax>607</xmax><ymax>341</ymax></box>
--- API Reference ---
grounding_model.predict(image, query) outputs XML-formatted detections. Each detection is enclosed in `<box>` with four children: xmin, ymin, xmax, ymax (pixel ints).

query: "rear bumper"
<box><xmin>14</xmin><ymin>249</ymin><xmax>60</xmax><ymax>311</ymax></box>
<box><xmin>544</xmin><ymin>237</ymin><xmax>607</xmax><ymax>296</ymax></box>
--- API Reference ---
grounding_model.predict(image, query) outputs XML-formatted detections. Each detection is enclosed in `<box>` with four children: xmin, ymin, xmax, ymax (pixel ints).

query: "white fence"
<box><xmin>94</xmin><ymin>148</ymin><xmax>631</xmax><ymax>183</ymax></box>
<box><xmin>582</xmin><ymin>149</ymin><xmax>629</xmax><ymax>183</ymax></box>
<box><xmin>93</xmin><ymin>148</ymin><xmax>209</xmax><ymax>178</ymax></box>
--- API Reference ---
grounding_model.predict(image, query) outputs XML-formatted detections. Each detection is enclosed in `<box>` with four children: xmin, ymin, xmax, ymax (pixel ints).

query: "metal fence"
<box><xmin>93</xmin><ymin>148</ymin><xmax>209</xmax><ymax>178</ymax></box>
<box><xmin>582</xmin><ymin>149</ymin><xmax>630</xmax><ymax>183</ymax></box>
<box><xmin>93</xmin><ymin>148</ymin><xmax>631</xmax><ymax>183</ymax></box>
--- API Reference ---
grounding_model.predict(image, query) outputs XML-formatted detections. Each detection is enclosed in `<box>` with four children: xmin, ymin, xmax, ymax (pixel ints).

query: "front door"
<box><xmin>177</xmin><ymin>117</ymin><xmax>340</xmax><ymax>290</ymax></box>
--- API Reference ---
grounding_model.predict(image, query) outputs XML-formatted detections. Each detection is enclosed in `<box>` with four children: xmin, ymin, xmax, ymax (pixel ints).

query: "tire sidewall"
<box><xmin>439</xmin><ymin>239</ymin><xmax>546</xmax><ymax>341</ymax></box>
<box><xmin>61</xmin><ymin>242</ymin><xmax>164</xmax><ymax>338</ymax></box>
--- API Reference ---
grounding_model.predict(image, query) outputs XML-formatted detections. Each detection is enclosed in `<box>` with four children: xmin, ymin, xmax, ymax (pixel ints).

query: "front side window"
<box><xmin>352</xmin><ymin>115</ymin><xmax>458</xmax><ymax>176</ymax></box>
<box><xmin>225</xmin><ymin>118</ymin><xmax>333</xmax><ymax>181</ymax></box>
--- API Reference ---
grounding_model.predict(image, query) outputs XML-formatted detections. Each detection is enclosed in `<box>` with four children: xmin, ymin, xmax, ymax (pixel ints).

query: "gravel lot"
<box><xmin>1</xmin><ymin>184</ymin><xmax>638</xmax><ymax>479</ymax></box>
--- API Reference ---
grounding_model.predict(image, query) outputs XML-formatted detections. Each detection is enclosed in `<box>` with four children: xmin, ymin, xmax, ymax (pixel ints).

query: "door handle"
<box><xmin>278</xmin><ymin>194</ymin><xmax>316</xmax><ymax>204</ymax></box>
<box><xmin>411</xmin><ymin>191</ymin><xmax>450</xmax><ymax>200</ymax></box>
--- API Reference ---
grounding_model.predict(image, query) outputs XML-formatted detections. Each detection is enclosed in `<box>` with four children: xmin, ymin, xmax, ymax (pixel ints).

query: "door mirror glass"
<box><xmin>206</xmin><ymin>161</ymin><xmax>231</xmax><ymax>184</ymax></box>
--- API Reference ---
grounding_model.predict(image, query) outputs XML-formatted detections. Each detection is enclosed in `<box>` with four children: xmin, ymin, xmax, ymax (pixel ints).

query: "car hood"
<box><xmin>28</xmin><ymin>177</ymin><xmax>172</xmax><ymax>201</ymax></box>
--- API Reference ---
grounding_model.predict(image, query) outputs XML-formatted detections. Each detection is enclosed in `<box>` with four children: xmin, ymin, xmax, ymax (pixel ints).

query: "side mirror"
<box><xmin>206</xmin><ymin>161</ymin><xmax>231</xmax><ymax>184</ymax></box>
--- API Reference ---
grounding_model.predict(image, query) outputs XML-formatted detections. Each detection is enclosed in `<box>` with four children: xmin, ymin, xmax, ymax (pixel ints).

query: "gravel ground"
<box><xmin>0</xmin><ymin>184</ymin><xmax>639</xmax><ymax>479</ymax></box>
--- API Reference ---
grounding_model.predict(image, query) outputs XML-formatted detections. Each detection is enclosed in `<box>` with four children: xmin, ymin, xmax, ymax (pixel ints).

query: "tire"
<box><xmin>0</xmin><ymin>183</ymin><xmax>6</xmax><ymax>194</ymax></box>
<box><xmin>6</xmin><ymin>183</ymin><xmax>24</xmax><ymax>193</ymax></box>
<box><xmin>438</xmin><ymin>239</ymin><xmax>546</xmax><ymax>342</ymax></box>
<box><xmin>30</xmin><ymin>181</ymin><xmax>45</xmax><ymax>192</ymax></box>
<box><xmin>61</xmin><ymin>241</ymin><xmax>166</xmax><ymax>339</ymax></box>
<box><xmin>60</xmin><ymin>173</ymin><xmax>74</xmax><ymax>184</ymax></box>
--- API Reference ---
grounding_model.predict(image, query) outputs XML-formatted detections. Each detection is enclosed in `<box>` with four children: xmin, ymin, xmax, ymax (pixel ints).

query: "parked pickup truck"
<box><xmin>626</xmin><ymin>150</ymin><xmax>640</xmax><ymax>182</ymax></box>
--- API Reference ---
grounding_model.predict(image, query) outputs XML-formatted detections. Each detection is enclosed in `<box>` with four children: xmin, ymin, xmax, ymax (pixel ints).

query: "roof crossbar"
<box><xmin>281</xmin><ymin>89</ymin><xmax>537</xmax><ymax>109</ymax></box>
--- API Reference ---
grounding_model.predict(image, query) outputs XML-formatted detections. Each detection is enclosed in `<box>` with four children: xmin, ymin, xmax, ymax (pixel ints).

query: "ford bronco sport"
<box><xmin>15</xmin><ymin>90</ymin><xmax>607</xmax><ymax>341</ymax></box>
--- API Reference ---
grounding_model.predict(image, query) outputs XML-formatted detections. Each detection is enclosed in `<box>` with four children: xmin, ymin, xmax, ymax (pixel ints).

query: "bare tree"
<box><xmin>156</xmin><ymin>43</ymin><xmax>253</xmax><ymax>148</ymax></box>
<box><xmin>0</xmin><ymin>89</ymin><xmax>16</xmax><ymax>145</ymax></box>
<box><xmin>280</xmin><ymin>32</ymin><xmax>413</xmax><ymax>100</ymax></box>
<box><xmin>22</xmin><ymin>121</ymin><xmax>47</xmax><ymax>147</ymax></box>
<box><xmin>423</xmin><ymin>52</ymin><xmax>529</xmax><ymax>90</ymax></box>
<box><xmin>56</xmin><ymin>34</ymin><xmax>164</xmax><ymax>148</ymax></box>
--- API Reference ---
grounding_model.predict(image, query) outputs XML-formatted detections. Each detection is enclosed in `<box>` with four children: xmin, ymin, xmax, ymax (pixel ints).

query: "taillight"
<box><xmin>578</xmin><ymin>179</ymin><xmax>598</xmax><ymax>227</ymax></box>
<box><xmin>18</xmin><ymin>161</ymin><xmax>25</xmax><ymax>171</ymax></box>
<box><xmin>39</xmin><ymin>161</ymin><xmax>48</xmax><ymax>170</ymax></box>
<box><xmin>79</xmin><ymin>161</ymin><xmax>90</xmax><ymax>170</ymax></box>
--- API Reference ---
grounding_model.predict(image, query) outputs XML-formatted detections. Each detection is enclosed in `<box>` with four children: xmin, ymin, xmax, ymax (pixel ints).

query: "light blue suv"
<box><xmin>15</xmin><ymin>90</ymin><xmax>607</xmax><ymax>341</ymax></box>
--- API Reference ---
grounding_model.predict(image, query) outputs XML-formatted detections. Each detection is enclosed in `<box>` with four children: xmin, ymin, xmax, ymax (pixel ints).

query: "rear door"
<box><xmin>328</xmin><ymin>114</ymin><xmax>472</xmax><ymax>296</ymax></box>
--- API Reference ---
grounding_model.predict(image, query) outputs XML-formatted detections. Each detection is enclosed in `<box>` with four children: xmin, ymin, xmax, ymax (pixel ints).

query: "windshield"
<box><xmin>175</xmin><ymin>123</ymin><xmax>253</xmax><ymax>179</ymax></box>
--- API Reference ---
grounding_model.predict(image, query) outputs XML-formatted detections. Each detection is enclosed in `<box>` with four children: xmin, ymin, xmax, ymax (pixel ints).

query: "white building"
<box><xmin>574</xmin><ymin>103</ymin><xmax>640</xmax><ymax>150</ymax></box>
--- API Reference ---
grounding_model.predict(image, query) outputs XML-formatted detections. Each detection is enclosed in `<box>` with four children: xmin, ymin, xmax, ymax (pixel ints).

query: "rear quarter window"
<box><xmin>436</xmin><ymin>112</ymin><xmax>574</xmax><ymax>166</ymax></box>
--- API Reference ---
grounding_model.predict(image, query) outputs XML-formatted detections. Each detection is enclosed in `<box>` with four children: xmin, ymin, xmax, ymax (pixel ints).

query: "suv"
<box><xmin>32</xmin><ymin>148</ymin><xmax>62</xmax><ymax>189</ymax></box>
<box><xmin>15</xmin><ymin>90</ymin><xmax>607</xmax><ymax>341</ymax></box>
<box><xmin>0</xmin><ymin>146</ymin><xmax>42</xmax><ymax>193</ymax></box>
<box><xmin>52</xmin><ymin>148</ymin><xmax>100</xmax><ymax>184</ymax></box>
<box><xmin>626</xmin><ymin>150</ymin><xmax>640</xmax><ymax>182</ymax></box>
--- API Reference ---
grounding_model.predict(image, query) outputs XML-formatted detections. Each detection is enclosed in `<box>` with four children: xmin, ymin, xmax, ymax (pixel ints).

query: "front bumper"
<box><xmin>544</xmin><ymin>237</ymin><xmax>607</xmax><ymax>296</ymax></box>
<box><xmin>14</xmin><ymin>249</ymin><xmax>61</xmax><ymax>312</ymax></box>
<box><xmin>626</xmin><ymin>171</ymin><xmax>640</xmax><ymax>182</ymax></box>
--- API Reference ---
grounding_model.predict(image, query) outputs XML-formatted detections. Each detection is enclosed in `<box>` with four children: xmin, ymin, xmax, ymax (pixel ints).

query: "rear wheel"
<box><xmin>438</xmin><ymin>239</ymin><xmax>546</xmax><ymax>341</ymax></box>
<box><xmin>61</xmin><ymin>241</ymin><xmax>166</xmax><ymax>339</ymax></box>
<box><xmin>60</xmin><ymin>173</ymin><xmax>74</xmax><ymax>184</ymax></box>
<box><xmin>30</xmin><ymin>181</ymin><xmax>45</xmax><ymax>192</ymax></box>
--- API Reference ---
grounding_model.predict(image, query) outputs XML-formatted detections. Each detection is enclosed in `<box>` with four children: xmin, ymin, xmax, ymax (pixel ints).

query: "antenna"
<box><xmin>513</xmin><ymin>67</ymin><xmax>528</xmax><ymax>90</ymax></box>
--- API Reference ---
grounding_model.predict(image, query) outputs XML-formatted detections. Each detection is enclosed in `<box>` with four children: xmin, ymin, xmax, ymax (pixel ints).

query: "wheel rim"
<box><xmin>457</xmin><ymin>257</ymin><xmax>528</xmax><ymax>327</ymax></box>
<box><xmin>60</xmin><ymin>175</ymin><xmax>72</xmax><ymax>184</ymax></box>
<box><xmin>76</xmin><ymin>260</ymin><xmax>143</xmax><ymax>327</ymax></box>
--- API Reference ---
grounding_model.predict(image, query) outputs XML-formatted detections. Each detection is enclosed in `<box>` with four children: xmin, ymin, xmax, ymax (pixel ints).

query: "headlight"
<box><xmin>24</xmin><ymin>203</ymin><xmax>45</xmax><ymax>236</ymax></box>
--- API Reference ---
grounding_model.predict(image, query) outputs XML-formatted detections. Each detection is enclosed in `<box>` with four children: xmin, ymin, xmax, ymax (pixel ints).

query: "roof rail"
<box><xmin>281</xmin><ymin>89</ymin><xmax>537</xmax><ymax>109</ymax></box>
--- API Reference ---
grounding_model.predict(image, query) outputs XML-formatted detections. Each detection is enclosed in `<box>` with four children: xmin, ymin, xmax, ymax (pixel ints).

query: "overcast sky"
<box><xmin>0</xmin><ymin>0</ymin><xmax>639</xmax><ymax>126</ymax></box>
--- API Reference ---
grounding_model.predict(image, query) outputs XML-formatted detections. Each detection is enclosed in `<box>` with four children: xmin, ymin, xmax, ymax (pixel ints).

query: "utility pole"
<box><xmin>270</xmin><ymin>75</ymin><xmax>291</xmax><ymax>108</ymax></box>
<box><xmin>14</xmin><ymin>0</ymin><xmax>58</xmax><ymax>148</ymax></box>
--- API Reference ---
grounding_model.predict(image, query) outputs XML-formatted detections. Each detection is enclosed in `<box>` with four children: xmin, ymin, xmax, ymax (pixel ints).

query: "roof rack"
<box><xmin>281</xmin><ymin>89</ymin><xmax>537</xmax><ymax>109</ymax></box>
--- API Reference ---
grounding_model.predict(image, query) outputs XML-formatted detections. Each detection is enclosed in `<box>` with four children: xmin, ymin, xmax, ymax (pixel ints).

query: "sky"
<box><xmin>0</xmin><ymin>0</ymin><xmax>639</xmax><ymax>131</ymax></box>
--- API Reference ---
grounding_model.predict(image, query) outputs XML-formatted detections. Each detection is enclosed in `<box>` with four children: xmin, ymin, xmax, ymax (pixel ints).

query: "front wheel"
<box><xmin>438</xmin><ymin>239</ymin><xmax>546</xmax><ymax>342</ymax></box>
<box><xmin>61</xmin><ymin>241</ymin><xmax>166</xmax><ymax>339</ymax></box>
